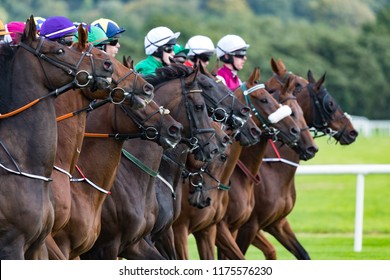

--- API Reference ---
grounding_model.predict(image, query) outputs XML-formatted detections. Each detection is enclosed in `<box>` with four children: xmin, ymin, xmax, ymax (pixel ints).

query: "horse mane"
<box><xmin>144</xmin><ymin>64</ymin><xmax>194</xmax><ymax>86</ymax></box>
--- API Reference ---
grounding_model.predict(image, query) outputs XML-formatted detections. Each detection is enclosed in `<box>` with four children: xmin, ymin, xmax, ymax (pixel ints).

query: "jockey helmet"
<box><xmin>74</xmin><ymin>24</ymin><xmax>108</xmax><ymax>46</ymax></box>
<box><xmin>216</xmin><ymin>34</ymin><xmax>250</xmax><ymax>59</ymax></box>
<box><xmin>185</xmin><ymin>35</ymin><xmax>215</xmax><ymax>57</ymax></box>
<box><xmin>144</xmin><ymin>26</ymin><xmax>180</xmax><ymax>55</ymax></box>
<box><xmin>33</xmin><ymin>17</ymin><xmax>46</xmax><ymax>33</ymax></box>
<box><xmin>91</xmin><ymin>18</ymin><xmax>125</xmax><ymax>39</ymax></box>
<box><xmin>40</xmin><ymin>16</ymin><xmax>77</xmax><ymax>40</ymax></box>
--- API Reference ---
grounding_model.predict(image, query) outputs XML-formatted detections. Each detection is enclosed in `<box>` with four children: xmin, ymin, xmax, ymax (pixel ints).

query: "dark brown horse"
<box><xmin>234</xmin><ymin>58</ymin><xmax>358</xmax><ymax>260</ymax></box>
<box><xmin>0</xmin><ymin>17</ymin><xmax>113</xmax><ymax>260</ymax></box>
<box><xmin>172</xmin><ymin>67</ymin><xmax>302</xmax><ymax>260</ymax></box>
<box><xmin>46</xmin><ymin>26</ymin><xmax>155</xmax><ymax>260</ymax></box>
<box><xmin>80</xmin><ymin>64</ymin><xmax>218</xmax><ymax>260</ymax></box>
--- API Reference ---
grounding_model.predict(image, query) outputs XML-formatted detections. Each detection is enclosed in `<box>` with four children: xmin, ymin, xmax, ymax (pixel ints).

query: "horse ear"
<box><xmin>247</xmin><ymin>66</ymin><xmax>260</xmax><ymax>85</ymax></box>
<box><xmin>307</xmin><ymin>70</ymin><xmax>315</xmax><ymax>83</ymax></box>
<box><xmin>270</xmin><ymin>57</ymin><xmax>278</xmax><ymax>74</ymax></box>
<box><xmin>123</xmin><ymin>55</ymin><xmax>133</xmax><ymax>68</ymax></box>
<box><xmin>24</xmin><ymin>15</ymin><xmax>37</xmax><ymax>42</ymax></box>
<box><xmin>282</xmin><ymin>75</ymin><xmax>295</xmax><ymax>95</ymax></box>
<box><xmin>314</xmin><ymin>72</ymin><xmax>326</xmax><ymax>91</ymax></box>
<box><xmin>77</xmin><ymin>24</ymin><xmax>87</xmax><ymax>49</ymax></box>
<box><xmin>210</xmin><ymin>60</ymin><xmax>219</xmax><ymax>76</ymax></box>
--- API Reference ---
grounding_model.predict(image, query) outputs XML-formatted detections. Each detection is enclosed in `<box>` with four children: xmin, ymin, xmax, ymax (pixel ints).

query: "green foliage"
<box><xmin>2</xmin><ymin>0</ymin><xmax>390</xmax><ymax>119</ymax></box>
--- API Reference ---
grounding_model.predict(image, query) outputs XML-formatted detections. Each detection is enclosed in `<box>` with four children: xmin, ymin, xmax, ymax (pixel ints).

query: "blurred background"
<box><xmin>1</xmin><ymin>0</ymin><xmax>390</xmax><ymax>120</ymax></box>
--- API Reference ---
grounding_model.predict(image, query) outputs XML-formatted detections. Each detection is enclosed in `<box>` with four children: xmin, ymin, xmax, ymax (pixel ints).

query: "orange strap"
<box><xmin>0</xmin><ymin>99</ymin><xmax>40</xmax><ymax>119</ymax></box>
<box><xmin>84</xmin><ymin>133</ymin><xmax>110</xmax><ymax>138</ymax></box>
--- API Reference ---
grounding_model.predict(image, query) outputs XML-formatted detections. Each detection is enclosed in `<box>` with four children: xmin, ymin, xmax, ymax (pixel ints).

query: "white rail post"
<box><xmin>354</xmin><ymin>173</ymin><xmax>365</xmax><ymax>252</ymax></box>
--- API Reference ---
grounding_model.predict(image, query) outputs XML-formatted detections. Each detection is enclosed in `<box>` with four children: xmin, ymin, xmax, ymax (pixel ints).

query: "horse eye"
<box><xmin>220</xmin><ymin>154</ymin><xmax>228</xmax><ymax>162</ymax></box>
<box><xmin>195</xmin><ymin>105</ymin><xmax>204</xmax><ymax>111</ymax></box>
<box><xmin>260</xmin><ymin>99</ymin><xmax>268</xmax><ymax>104</ymax></box>
<box><xmin>57</xmin><ymin>49</ymin><xmax>64</xmax><ymax>55</ymax></box>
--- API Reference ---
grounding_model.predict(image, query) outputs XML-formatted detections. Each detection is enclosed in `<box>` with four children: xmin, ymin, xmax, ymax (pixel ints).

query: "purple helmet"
<box><xmin>40</xmin><ymin>16</ymin><xmax>77</xmax><ymax>40</ymax></box>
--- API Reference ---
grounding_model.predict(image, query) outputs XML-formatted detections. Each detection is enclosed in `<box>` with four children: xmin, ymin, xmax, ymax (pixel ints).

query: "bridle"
<box><xmin>199</xmin><ymin>77</ymin><xmax>249</xmax><ymax>130</ymax></box>
<box><xmin>173</xmin><ymin>77</ymin><xmax>216</xmax><ymax>154</ymax></box>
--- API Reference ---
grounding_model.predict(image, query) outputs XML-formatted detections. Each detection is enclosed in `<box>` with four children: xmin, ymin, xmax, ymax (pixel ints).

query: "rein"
<box><xmin>121</xmin><ymin>148</ymin><xmax>176</xmax><ymax>198</ymax></box>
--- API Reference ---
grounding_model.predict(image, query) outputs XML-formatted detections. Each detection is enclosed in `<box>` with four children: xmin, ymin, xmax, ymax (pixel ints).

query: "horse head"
<box><xmin>266</xmin><ymin>57</ymin><xmax>358</xmax><ymax>145</ymax></box>
<box><xmin>197</xmin><ymin>63</ymin><xmax>256</xmax><ymax>134</ymax></box>
<box><xmin>271</xmin><ymin>75</ymin><xmax>318</xmax><ymax>160</ymax></box>
<box><xmin>186</xmin><ymin>123</ymin><xmax>230</xmax><ymax>209</ymax></box>
<box><xmin>235</xmin><ymin>66</ymin><xmax>300</xmax><ymax>146</ymax></box>
<box><xmin>149</xmin><ymin>64</ymin><xmax>219</xmax><ymax>162</ymax></box>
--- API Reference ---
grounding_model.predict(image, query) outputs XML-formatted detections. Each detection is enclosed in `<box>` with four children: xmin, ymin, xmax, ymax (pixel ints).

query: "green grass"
<box><xmin>187</xmin><ymin>135</ymin><xmax>390</xmax><ymax>260</ymax></box>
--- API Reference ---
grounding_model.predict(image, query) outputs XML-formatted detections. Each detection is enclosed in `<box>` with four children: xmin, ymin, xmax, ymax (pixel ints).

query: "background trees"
<box><xmin>1</xmin><ymin>0</ymin><xmax>390</xmax><ymax>119</ymax></box>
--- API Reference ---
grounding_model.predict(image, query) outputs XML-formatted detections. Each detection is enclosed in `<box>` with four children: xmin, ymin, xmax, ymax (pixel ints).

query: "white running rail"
<box><xmin>296</xmin><ymin>164</ymin><xmax>390</xmax><ymax>252</ymax></box>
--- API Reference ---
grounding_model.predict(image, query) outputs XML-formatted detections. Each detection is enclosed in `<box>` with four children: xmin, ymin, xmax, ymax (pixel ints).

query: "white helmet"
<box><xmin>144</xmin><ymin>26</ymin><xmax>180</xmax><ymax>55</ymax></box>
<box><xmin>185</xmin><ymin>35</ymin><xmax>215</xmax><ymax>57</ymax></box>
<box><xmin>216</xmin><ymin>34</ymin><xmax>250</xmax><ymax>59</ymax></box>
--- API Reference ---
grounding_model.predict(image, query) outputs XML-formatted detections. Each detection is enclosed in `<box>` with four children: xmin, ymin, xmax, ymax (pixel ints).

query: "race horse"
<box><xmin>0</xmin><ymin>16</ymin><xmax>113</xmax><ymax>259</ymax></box>
<box><xmin>80</xmin><ymin>64</ymin><xmax>219</xmax><ymax>259</ymax></box>
<box><xmin>172</xmin><ymin>67</ymin><xmax>304</xmax><ymax>259</ymax></box>
<box><xmin>234</xmin><ymin>58</ymin><xmax>358</xmax><ymax>259</ymax></box>
<box><xmin>46</xmin><ymin>27</ymin><xmax>155</xmax><ymax>259</ymax></box>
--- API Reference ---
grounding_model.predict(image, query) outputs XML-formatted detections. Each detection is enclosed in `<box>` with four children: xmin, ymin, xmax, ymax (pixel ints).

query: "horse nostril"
<box><xmin>143</xmin><ymin>83</ymin><xmax>154</xmax><ymax>96</ymax></box>
<box><xmin>240</xmin><ymin>107</ymin><xmax>250</xmax><ymax>116</ymax></box>
<box><xmin>308</xmin><ymin>145</ymin><xmax>319</xmax><ymax>155</ymax></box>
<box><xmin>251</xmin><ymin>127</ymin><xmax>261</xmax><ymax>137</ymax></box>
<box><xmin>169</xmin><ymin>125</ymin><xmax>181</xmax><ymax>136</ymax></box>
<box><xmin>350</xmin><ymin>130</ymin><xmax>358</xmax><ymax>138</ymax></box>
<box><xmin>104</xmin><ymin>60</ymin><xmax>113</xmax><ymax>72</ymax></box>
<box><xmin>291</xmin><ymin>127</ymin><xmax>300</xmax><ymax>136</ymax></box>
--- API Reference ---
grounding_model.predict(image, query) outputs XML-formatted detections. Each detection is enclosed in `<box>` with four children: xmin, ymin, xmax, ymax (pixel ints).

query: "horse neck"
<box><xmin>220</xmin><ymin>141</ymin><xmax>242</xmax><ymax>186</ymax></box>
<box><xmin>0</xmin><ymin>57</ymin><xmax>58</xmax><ymax>176</ymax></box>
<box><xmin>55</xmin><ymin>90</ymin><xmax>92</xmax><ymax>173</ymax></box>
<box><xmin>295</xmin><ymin>89</ymin><xmax>314</xmax><ymax>126</ymax></box>
<box><xmin>239</xmin><ymin>137</ymin><xmax>269</xmax><ymax>176</ymax></box>
<box><xmin>72</xmin><ymin>104</ymin><xmax>128</xmax><ymax>197</ymax></box>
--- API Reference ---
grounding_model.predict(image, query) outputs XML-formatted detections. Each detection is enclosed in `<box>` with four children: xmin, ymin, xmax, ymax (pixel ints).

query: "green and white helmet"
<box><xmin>216</xmin><ymin>34</ymin><xmax>250</xmax><ymax>59</ymax></box>
<box><xmin>144</xmin><ymin>26</ymin><xmax>180</xmax><ymax>55</ymax></box>
<box><xmin>74</xmin><ymin>24</ymin><xmax>108</xmax><ymax>46</ymax></box>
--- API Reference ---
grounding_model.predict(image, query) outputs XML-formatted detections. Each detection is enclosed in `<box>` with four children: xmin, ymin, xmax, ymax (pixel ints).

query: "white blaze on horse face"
<box><xmin>268</xmin><ymin>104</ymin><xmax>292</xmax><ymax>124</ymax></box>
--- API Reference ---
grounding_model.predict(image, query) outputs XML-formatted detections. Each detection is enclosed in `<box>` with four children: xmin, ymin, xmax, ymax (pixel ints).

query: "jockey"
<box><xmin>40</xmin><ymin>16</ymin><xmax>77</xmax><ymax>47</ymax></box>
<box><xmin>184</xmin><ymin>35</ymin><xmax>215</xmax><ymax>69</ymax></box>
<box><xmin>3</xmin><ymin>21</ymin><xmax>25</xmax><ymax>46</ymax></box>
<box><xmin>135</xmin><ymin>26</ymin><xmax>180</xmax><ymax>75</ymax></box>
<box><xmin>73</xmin><ymin>24</ymin><xmax>108</xmax><ymax>47</ymax></box>
<box><xmin>91</xmin><ymin>18</ymin><xmax>125</xmax><ymax>57</ymax></box>
<box><xmin>216</xmin><ymin>34</ymin><xmax>249</xmax><ymax>90</ymax></box>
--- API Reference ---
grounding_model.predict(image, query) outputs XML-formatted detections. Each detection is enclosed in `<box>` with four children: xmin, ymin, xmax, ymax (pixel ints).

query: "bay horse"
<box><xmin>172</xmin><ymin>67</ymin><xmax>303</xmax><ymax>260</ymax></box>
<box><xmin>80</xmin><ymin>64</ymin><xmax>219</xmax><ymax>260</ymax></box>
<box><xmin>0</xmin><ymin>16</ymin><xmax>113</xmax><ymax>260</ymax></box>
<box><xmin>234</xmin><ymin>58</ymin><xmax>358</xmax><ymax>260</ymax></box>
<box><xmin>46</xmin><ymin>26</ymin><xmax>155</xmax><ymax>260</ymax></box>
